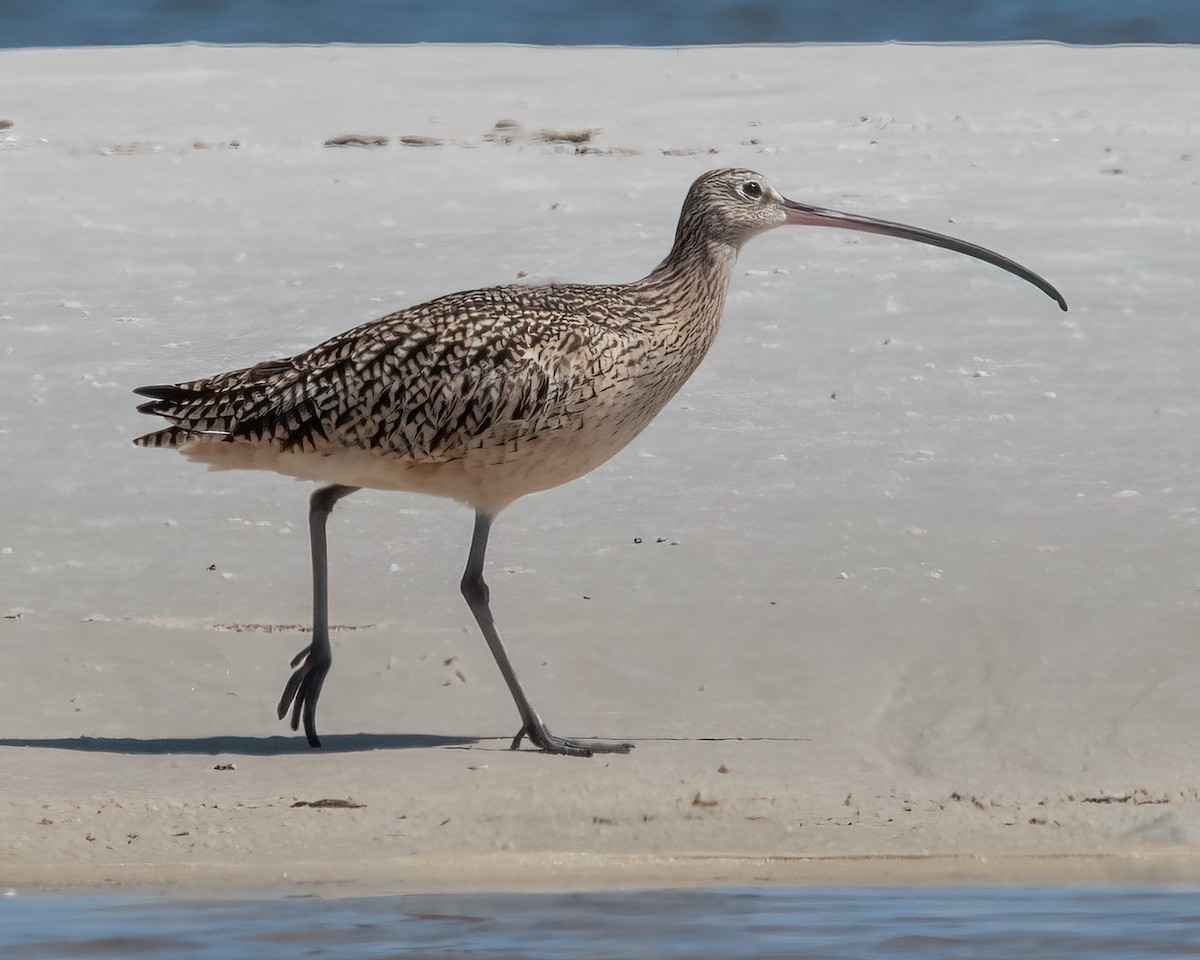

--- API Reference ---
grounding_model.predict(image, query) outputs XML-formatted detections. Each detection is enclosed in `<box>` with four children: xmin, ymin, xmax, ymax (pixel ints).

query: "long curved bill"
<box><xmin>783</xmin><ymin>199</ymin><xmax>1068</xmax><ymax>311</ymax></box>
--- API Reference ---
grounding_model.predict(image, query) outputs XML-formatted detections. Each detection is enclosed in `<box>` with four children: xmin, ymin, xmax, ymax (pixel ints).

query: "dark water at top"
<box><xmin>5</xmin><ymin>886</ymin><xmax>1200</xmax><ymax>959</ymax></box>
<box><xmin>2</xmin><ymin>0</ymin><xmax>1199</xmax><ymax>48</ymax></box>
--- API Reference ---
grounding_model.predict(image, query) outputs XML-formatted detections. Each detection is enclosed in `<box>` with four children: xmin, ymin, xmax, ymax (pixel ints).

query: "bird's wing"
<box><xmin>134</xmin><ymin>287</ymin><xmax>623</xmax><ymax>460</ymax></box>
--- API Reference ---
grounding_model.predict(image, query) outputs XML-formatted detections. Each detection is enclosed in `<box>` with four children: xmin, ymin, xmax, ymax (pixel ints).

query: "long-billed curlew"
<box><xmin>134</xmin><ymin>168</ymin><xmax>1067</xmax><ymax>755</ymax></box>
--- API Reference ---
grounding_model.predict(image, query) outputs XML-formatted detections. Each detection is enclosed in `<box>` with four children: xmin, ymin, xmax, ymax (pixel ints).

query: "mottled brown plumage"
<box><xmin>135</xmin><ymin>168</ymin><xmax>1065</xmax><ymax>755</ymax></box>
<box><xmin>134</xmin><ymin>171</ymin><xmax>762</xmax><ymax>516</ymax></box>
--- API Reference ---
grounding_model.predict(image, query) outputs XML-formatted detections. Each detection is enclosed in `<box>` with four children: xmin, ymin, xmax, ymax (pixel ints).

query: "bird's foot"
<box><xmin>277</xmin><ymin>643</ymin><xmax>331</xmax><ymax>749</ymax></box>
<box><xmin>511</xmin><ymin>720</ymin><xmax>633</xmax><ymax>758</ymax></box>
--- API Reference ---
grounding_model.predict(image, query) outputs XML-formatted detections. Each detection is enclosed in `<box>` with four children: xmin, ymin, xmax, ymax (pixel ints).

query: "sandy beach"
<box><xmin>2</xmin><ymin>42</ymin><xmax>1199</xmax><ymax>896</ymax></box>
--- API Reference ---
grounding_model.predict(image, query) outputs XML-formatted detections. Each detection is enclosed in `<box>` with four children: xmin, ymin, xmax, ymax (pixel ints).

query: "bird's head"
<box><xmin>677</xmin><ymin>167</ymin><xmax>1067</xmax><ymax>310</ymax></box>
<box><xmin>677</xmin><ymin>168</ymin><xmax>793</xmax><ymax>248</ymax></box>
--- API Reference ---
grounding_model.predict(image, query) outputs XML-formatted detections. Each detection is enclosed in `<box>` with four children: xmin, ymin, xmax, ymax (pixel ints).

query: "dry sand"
<box><xmin>2</xmin><ymin>42</ymin><xmax>1199</xmax><ymax>896</ymax></box>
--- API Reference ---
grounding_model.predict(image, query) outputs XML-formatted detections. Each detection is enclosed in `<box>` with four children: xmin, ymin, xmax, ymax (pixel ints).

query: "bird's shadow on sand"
<box><xmin>0</xmin><ymin>733</ymin><xmax>481</xmax><ymax>756</ymax></box>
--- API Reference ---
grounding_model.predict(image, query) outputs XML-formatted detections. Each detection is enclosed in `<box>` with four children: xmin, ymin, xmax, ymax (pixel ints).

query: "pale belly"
<box><xmin>180</xmin><ymin>391</ymin><xmax>667</xmax><ymax>516</ymax></box>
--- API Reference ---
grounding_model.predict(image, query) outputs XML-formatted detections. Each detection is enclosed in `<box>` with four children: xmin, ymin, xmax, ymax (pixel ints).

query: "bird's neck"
<box><xmin>632</xmin><ymin>226</ymin><xmax>740</xmax><ymax>346</ymax></box>
<box><xmin>649</xmin><ymin>205</ymin><xmax>742</xmax><ymax>282</ymax></box>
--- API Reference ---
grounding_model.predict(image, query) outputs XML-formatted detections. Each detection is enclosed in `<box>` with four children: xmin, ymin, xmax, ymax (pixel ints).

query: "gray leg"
<box><xmin>460</xmin><ymin>511</ymin><xmax>633</xmax><ymax>758</ymax></box>
<box><xmin>277</xmin><ymin>483</ymin><xmax>359</xmax><ymax>747</ymax></box>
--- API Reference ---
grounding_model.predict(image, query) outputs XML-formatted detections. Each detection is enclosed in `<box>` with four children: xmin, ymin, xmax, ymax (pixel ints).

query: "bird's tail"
<box><xmin>132</xmin><ymin>424</ymin><xmax>206</xmax><ymax>448</ymax></box>
<box><xmin>132</xmin><ymin>382</ymin><xmax>234</xmax><ymax>448</ymax></box>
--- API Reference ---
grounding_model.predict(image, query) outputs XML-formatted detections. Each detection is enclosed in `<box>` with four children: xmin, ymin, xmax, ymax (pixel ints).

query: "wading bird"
<box><xmin>134</xmin><ymin>168</ymin><xmax>1066</xmax><ymax>755</ymax></box>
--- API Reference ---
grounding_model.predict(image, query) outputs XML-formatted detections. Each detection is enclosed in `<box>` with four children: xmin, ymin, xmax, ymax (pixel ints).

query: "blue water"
<box><xmin>2</xmin><ymin>0</ymin><xmax>1199</xmax><ymax>47</ymax></box>
<box><xmin>4</xmin><ymin>886</ymin><xmax>1200</xmax><ymax>958</ymax></box>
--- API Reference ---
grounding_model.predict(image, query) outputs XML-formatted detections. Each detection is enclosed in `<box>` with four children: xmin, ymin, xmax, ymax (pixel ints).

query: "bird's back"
<box><xmin>135</xmin><ymin>279</ymin><xmax>716</xmax><ymax>512</ymax></box>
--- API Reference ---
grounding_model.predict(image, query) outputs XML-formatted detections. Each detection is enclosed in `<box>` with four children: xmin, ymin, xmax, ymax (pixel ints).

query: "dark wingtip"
<box><xmin>134</xmin><ymin>384</ymin><xmax>187</xmax><ymax>400</ymax></box>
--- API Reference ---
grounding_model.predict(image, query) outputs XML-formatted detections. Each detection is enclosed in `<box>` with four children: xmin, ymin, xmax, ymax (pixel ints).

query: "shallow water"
<box><xmin>3</xmin><ymin>0</ymin><xmax>1199</xmax><ymax>47</ymax></box>
<box><xmin>5</xmin><ymin>886</ymin><xmax>1200</xmax><ymax>959</ymax></box>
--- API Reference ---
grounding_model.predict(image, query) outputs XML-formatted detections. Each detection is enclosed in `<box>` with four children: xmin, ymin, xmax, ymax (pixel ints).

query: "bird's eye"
<box><xmin>742</xmin><ymin>181</ymin><xmax>762</xmax><ymax>199</ymax></box>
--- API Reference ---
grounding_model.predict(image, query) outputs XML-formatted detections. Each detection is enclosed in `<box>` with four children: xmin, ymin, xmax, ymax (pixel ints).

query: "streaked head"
<box><xmin>679</xmin><ymin>168</ymin><xmax>1067</xmax><ymax>310</ymax></box>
